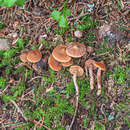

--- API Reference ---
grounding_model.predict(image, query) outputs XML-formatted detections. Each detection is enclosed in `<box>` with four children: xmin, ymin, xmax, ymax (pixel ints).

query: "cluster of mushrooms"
<box><xmin>20</xmin><ymin>49</ymin><xmax>46</xmax><ymax>72</ymax></box>
<box><xmin>48</xmin><ymin>42</ymin><xmax>106</xmax><ymax>96</ymax></box>
<box><xmin>19</xmin><ymin>39</ymin><xmax>106</xmax><ymax>129</ymax></box>
<box><xmin>48</xmin><ymin>41</ymin><xmax>106</xmax><ymax>129</ymax></box>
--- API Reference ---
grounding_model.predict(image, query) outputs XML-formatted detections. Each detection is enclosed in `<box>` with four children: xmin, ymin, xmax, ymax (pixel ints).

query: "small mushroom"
<box><xmin>66</xmin><ymin>42</ymin><xmax>86</xmax><ymax>58</ymax></box>
<box><xmin>85</xmin><ymin>59</ymin><xmax>95</xmax><ymax>90</ymax></box>
<box><xmin>69</xmin><ymin>65</ymin><xmax>84</xmax><ymax>129</ymax></box>
<box><xmin>20</xmin><ymin>52</ymin><xmax>28</xmax><ymax>63</ymax></box>
<box><xmin>61</xmin><ymin>59</ymin><xmax>73</xmax><ymax>67</ymax></box>
<box><xmin>52</xmin><ymin>44</ymin><xmax>71</xmax><ymax>62</ymax></box>
<box><xmin>74</xmin><ymin>30</ymin><xmax>83</xmax><ymax>38</ymax></box>
<box><xmin>27</xmin><ymin>50</ymin><xmax>42</xmax><ymax>63</ymax></box>
<box><xmin>48</xmin><ymin>54</ymin><xmax>62</xmax><ymax>71</ymax></box>
<box><xmin>93</xmin><ymin>61</ymin><xmax>106</xmax><ymax>96</ymax></box>
<box><xmin>27</xmin><ymin>49</ymin><xmax>46</xmax><ymax>71</ymax></box>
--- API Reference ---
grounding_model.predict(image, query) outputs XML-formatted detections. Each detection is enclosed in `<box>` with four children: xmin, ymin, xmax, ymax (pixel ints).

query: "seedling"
<box><xmin>0</xmin><ymin>0</ymin><xmax>25</xmax><ymax>7</ymax></box>
<box><xmin>51</xmin><ymin>5</ymin><xmax>71</xmax><ymax>28</ymax></box>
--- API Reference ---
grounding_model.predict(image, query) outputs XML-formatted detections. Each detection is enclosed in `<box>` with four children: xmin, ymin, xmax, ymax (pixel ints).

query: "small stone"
<box><xmin>0</xmin><ymin>39</ymin><xmax>10</xmax><ymax>50</ymax></box>
<box><xmin>74</xmin><ymin>30</ymin><xmax>83</xmax><ymax>38</ymax></box>
<box><xmin>86</xmin><ymin>46</ymin><xmax>94</xmax><ymax>53</ymax></box>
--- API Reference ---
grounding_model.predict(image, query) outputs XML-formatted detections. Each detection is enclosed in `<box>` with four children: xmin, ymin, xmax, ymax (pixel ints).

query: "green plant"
<box><xmin>113</xmin><ymin>67</ymin><xmax>126</xmax><ymax>84</ymax></box>
<box><xmin>0</xmin><ymin>0</ymin><xmax>25</xmax><ymax>7</ymax></box>
<box><xmin>51</xmin><ymin>4</ymin><xmax>71</xmax><ymax>28</ymax></box>
<box><xmin>0</xmin><ymin>77</ymin><xmax>7</xmax><ymax>89</ymax></box>
<box><xmin>76</xmin><ymin>15</ymin><xmax>98</xmax><ymax>31</ymax></box>
<box><xmin>0</xmin><ymin>22</ymin><xmax>5</xmax><ymax>29</ymax></box>
<box><xmin>96</xmin><ymin>42</ymin><xmax>114</xmax><ymax>54</ymax></box>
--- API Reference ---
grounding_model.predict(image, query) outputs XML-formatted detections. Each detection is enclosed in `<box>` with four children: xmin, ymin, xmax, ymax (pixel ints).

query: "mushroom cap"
<box><xmin>27</xmin><ymin>50</ymin><xmax>42</xmax><ymax>63</ymax></box>
<box><xmin>85</xmin><ymin>59</ymin><xmax>95</xmax><ymax>67</ymax></box>
<box><xmin>48</xmin><ymin>55</ymin><xmax>62</xmax><ymax>71</ymax></box>
<box><xmin>20</xmin><ymin>52</ymin><xmax>28</xmax><ymax>63</ymax></box>
<box><xmin>66</xmin><ymin>42</ymin><xmax>86</xmax><ymax>58</ymax></box>
<box><xmin>69</xmin><ymin>65</ymin><xmax>84</xmax><ymax>77</ymax></box>
<box><xmin>52</xmin><ymin>45</ymin><xmax>71</xmax><ymax>62</ymax></box>
<box><xmin>61</xmin><ymin>59</ymin><xmax>73</xmax><ymax>67</ymax></box>
<box><xmin>93</xmin><ymin>61</ymin><xmax>106</xmax><ymax>71</ymax></box>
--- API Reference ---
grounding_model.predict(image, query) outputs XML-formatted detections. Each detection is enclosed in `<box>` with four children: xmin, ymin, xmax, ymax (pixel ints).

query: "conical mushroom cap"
<box><xmin>20</xmin><ymin>52</ymin><xmax>28</xmax><ymax>63</ymax></box>
<box><xmin>69</xmin><ymin>65</ymin><xmax>84</xmax><ymax>77</ymax></box>
<box><xmin>93</xmin><ymin>61</ymin><xmax>106</xmax><ymax>71</ymax></box>
<box><xmin>52</xmin><ymin>45</ymin><xmax>71</xmax><ymax>62</ymax></box>
<box><xmin>48</xmin><ymin>55</ymin><xmax>62</xmax><ymax>71</ymax></box>
<box><xmin>27</xmin><ymin>50</ymin><xmax>42</xmax><ymax>63</ymax></box>
<box><xmin>61</xmin><ymin>59</ymin><xmax>73</xmax><ymax>67</ymax></box>
<box><xmin>66</xmin><ymin>42</ymin><xmax>86</xmax><ymax>58</ymax></box>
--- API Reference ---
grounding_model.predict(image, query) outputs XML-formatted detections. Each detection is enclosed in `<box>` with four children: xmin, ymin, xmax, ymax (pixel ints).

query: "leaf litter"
<box><xmin>0</xmin><ymin>0</ymin><xmax>129</xmax><ymax>129</ymax></box>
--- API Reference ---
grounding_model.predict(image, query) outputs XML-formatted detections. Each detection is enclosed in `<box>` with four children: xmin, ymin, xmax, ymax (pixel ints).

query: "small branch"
<box><xmin>100</xmin><ymin>104</ymin><xmax>107</xmax><ymax>123</ymax></box>
<box><xmin>10</xmin><ymin>100</ymin><xmax>28</xmax><ymax>121</ymax></box>
<box><xmin>68</xmin><ymin>12</ymin><xmax>89</xmax><ymax>21</ymax></box>
<box><xmin>89</xmin><ymin>65</ymin><xmax>94</xmax><ymax>90</ymax></box>
<box><xmin>69</xmin><ymin>74</ymin><xmax>79</xmax><ymax>130</ymax></box>
<box><xmin>27</xmin><ymin>76</ymin><xmax>42</xmax><ymax>83</ymax></box>
<box><xmin>97</xmin><ymin>69</ymin><xmax>102</xmax><ymax>96</ymax></box>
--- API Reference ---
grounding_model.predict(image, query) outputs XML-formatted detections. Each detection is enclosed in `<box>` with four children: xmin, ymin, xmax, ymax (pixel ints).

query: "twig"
<box><xmin>27</xmin><ymin>76</ymin><xmax>42</xmax><ymax>83</ymax></box>
<box><xmin>68</xmin><ymin>12</ymin><xmax>89</xmax><ymax>21</ymax></box>
<box><xmin>69</xmin><ymin>74</ymin><xmax>79</xmax><ymax>130</ymax></box>
<box><xmin>100</xmin><ymin>104</ymin><xmax>107</xmax><ymax>123</ymax></box>
<box><xmin>10</xmin><ymin>100</ymin><xmax>28</xmax><ymax>121</ymax></box>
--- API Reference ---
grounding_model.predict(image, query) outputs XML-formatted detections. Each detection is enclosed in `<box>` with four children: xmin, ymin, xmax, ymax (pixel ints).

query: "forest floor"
<box><xmin>0</xmin><ymin>0</ymin><xmax>129</xmax><ymax>130</ymax></box>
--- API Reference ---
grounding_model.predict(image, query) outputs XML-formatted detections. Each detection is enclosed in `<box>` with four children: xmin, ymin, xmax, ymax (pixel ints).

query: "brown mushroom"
<box><xmin>93</xmin><ymin>61</ymin><xmax>106</xmax><ymax>96</ymax></box>
<box><xmin>61</xmin><ymin>59</ymin><xmax>73</xmax><ymax>67</ymax></box>
<box><xmin>69</xmin><ymin>65</ymin><xmax>84</xmax><ymax>129</ymax></box>
<box><xmin>85</xmin><ymin>59</ymin><xmax>95</xmax><ymax>90</ymax></box>
<box><xmin>27</xmin><ymin>49</ymin><xmax>47</xmax><ymax>72</ymax></box>
<box><xmin>66</xmin><ymin>42</ymin><xmax>86</xmax><ymax>58</ymax></box>
<box><xmin>20</xmin><ymin>52</ymin><xmax>28</xmax><ymax>63</ymax></box>
<box><xmin>48</xmin><ymin>55</ymin><xmax>62</xmax><ymax>71</ymax></box>
<box><xmin>27</xmin><ymin>50</ymin><xmax>42</xmax><ymax>63</ymax></box>
<box><xmin>52</xmin><ymin>45</ymin><xmax>71</xmax><ymax>62</ymax></box>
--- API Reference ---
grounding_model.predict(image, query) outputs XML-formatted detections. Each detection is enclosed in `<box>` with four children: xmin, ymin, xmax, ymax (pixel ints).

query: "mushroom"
<box><xmin>85</xmin><ymin>59</ymin><xmax>95</xmax><ymax>90</ymax></box>
<box><xmin>27</xmin><ymin>50</ymin><xmax>42</xmax><ymax>63</ymax></box>
<box><xmin>61</xmin><ymin>59</ymin><xmax>73</xmax><ymax>67</ymax></box>
<box><xmin>27</xmin><ymin>49</ymin><xmax>46</xmax><ymax>71</ymax></box>
<box><xmin>20</xmin><ymin>52</ymin><xmax>28</xmax><ymax>63</ymax></box>
<box><xmin>48</xmin><ymin>54</ymin><xmax>62</xmax><ymax>71</ymax></box>
<box><xmin>69</xmin><ymin>65</ymin><xmax>84</xmax><ymax>129</ymax></box>
<box><xmin>93</xmin><ymin>61</ymin><xmax>106</xmax><ymax>96</ymax></box>
<box><xmin>52</xmin><ymin>44</ymin><xmax>71</xmax><ymax>62</ymax></box>
<box><xmin>74</xmin><ymin>30</ymin><xmax>83</xmax><ymax>38</ymax></box>
<box><xmin>66</xmin><ymin>42</ymin><xmax>86</xmax><ymax>58</ymax></box>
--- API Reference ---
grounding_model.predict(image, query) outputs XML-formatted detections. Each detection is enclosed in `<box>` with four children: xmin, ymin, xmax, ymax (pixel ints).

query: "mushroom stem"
<box><xmin>85</xmin><ymin>66</ymin><xmax>88</xmax><ymax>77</ymax></box>
<box><xmin>97</xmin><ymin>68</ymin><xmax>102</xmax><ymax>96</ymax></box>
<box><xmin>39</xmin><ymin>44</ymin><xmax>43</xmax><ymax>51</ymax></box>
<box><xmin>69</xmin><ymin>73</ymin><xmax>79</xmax><ymax>130</ymax></box>
<box><xmin>89</xmin><ymin>64</ymin><xmax>94</xmax><ymax>90</ymax></box>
